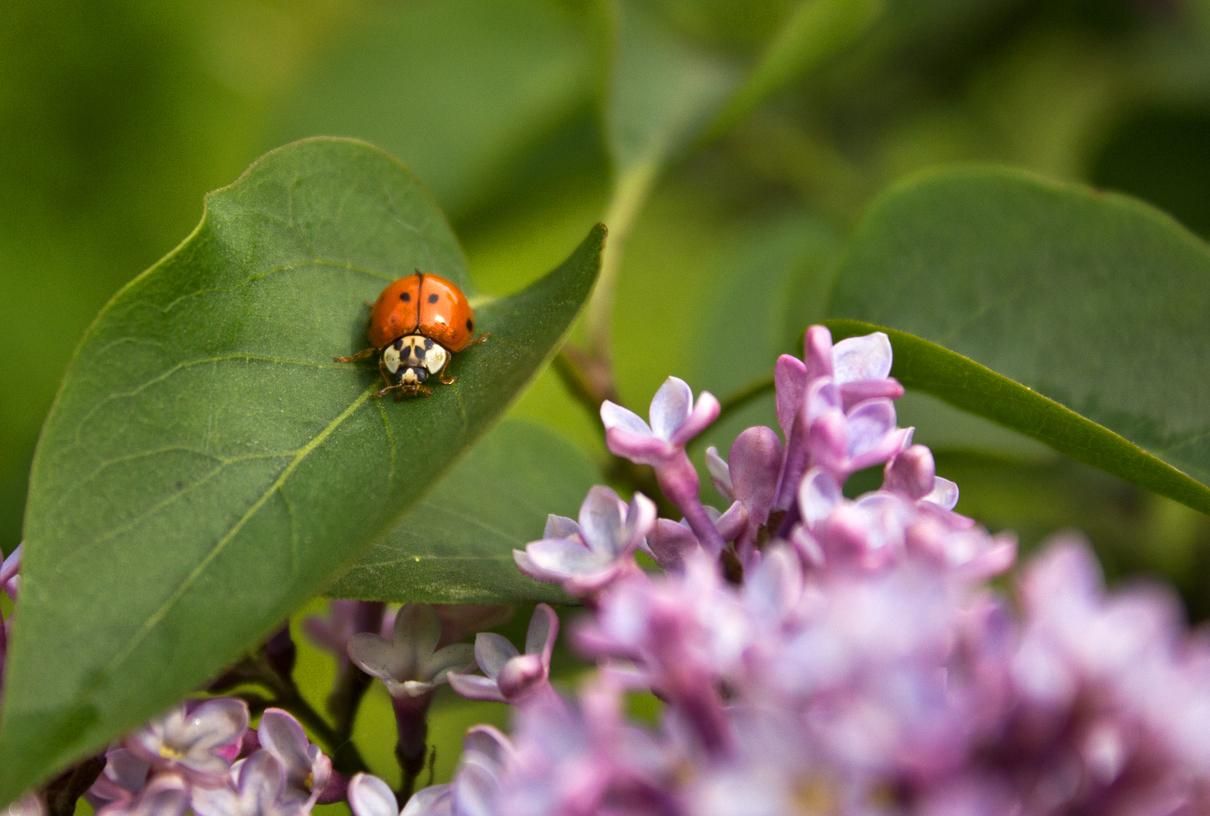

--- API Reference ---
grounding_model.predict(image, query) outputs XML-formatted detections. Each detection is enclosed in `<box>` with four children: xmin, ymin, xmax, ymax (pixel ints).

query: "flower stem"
<box><xmin>393</xmin><ymin>695</ymin><xmax>432</xmax><ymax>805</ymax></box>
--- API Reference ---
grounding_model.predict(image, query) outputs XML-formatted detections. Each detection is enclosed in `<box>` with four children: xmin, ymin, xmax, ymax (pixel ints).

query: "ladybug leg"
<box><xmin>438</xmin><ymin>356</ymin><xmax>457</xmax><ymax>386</ymax></box>
<box><xmin>468</xmin><ymin>332</ymin><xmax>491</xmax><ymax>347</ymax></box>
<box><xmin>375</xmin><ymin>383</ymin><xmax>402</xmax><ymax>399</ymax></box>
<box><xmin>335</xmin><ymin>347</ymin><xmax>376</xmax><ymax>363</ymax></box>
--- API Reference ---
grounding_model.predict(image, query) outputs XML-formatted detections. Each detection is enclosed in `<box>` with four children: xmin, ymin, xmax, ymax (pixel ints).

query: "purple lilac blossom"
<box><xmin>347</xmin><ymin>604</ymin><xmax>475</xmax><ymax>699</ymax></box>
<box><xmin>123</xmin><ymin>698</ymin><xmax>249</xmax><ymax>786</ymax></box>
<box><xmin>513</xmin><ymin>487</ymin><xmax>654</xmax><ymax>596</ymax></box>
<box><xmin>191</xmin><ymin>750</ymin><xmax>295</xmax><ymax>816</ymax></box>
<box><xmin>448</xmin><ymin>604</ymin><xmax>558</xmax><ymax>704</ymax></box>
<box><xmin>255</xmin><ymin>708</ymin><xmax>332</xmax><ymax>808</ymax></box>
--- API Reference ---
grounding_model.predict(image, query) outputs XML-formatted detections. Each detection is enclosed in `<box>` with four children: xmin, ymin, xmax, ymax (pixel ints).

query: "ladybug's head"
<box><xmin>382</xmin><ymin>335</ymin><xmax>449</xmax><ymax>387</ymax></box>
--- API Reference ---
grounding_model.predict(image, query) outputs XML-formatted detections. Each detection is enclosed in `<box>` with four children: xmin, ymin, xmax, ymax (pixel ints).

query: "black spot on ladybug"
<box><xmin>415</xmin><ymin>345</ymin><xmax>426</xmax><ymax>361</ymax></box>
<box><xmin>393</xmin><ymin>338</ymin><xmax>404</xmax><ymax>350</ymax></box>
<box><xmin>424</xmin><ymin>338</ymin><xmax>433</xmax><ymax>349</ymax></box>
<box><xmin>466</xmin><ymin>319</ymin><xmax>474</xmax><ymax>331</ymax></box>
<box><xmin>400</xmin><ymin>292</ymin><xmax>411</xmax><ymax>302</ymax></box>
<box><xmin>428</xmin><ymin>293</ymin><xmax>439</xmax><ymax>304</ymax></box>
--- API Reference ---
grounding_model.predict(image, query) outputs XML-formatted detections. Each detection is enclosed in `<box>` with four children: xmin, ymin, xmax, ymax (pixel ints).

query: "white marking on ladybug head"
<box><xmin>382</xmin><ymin>343</ymin><xmax>402</xmax><ymax>374</ymax></box>
<box><xmin>424</xmin><ymin>343</ymin><xmax>448</xmax><ymax>375</ymax></box>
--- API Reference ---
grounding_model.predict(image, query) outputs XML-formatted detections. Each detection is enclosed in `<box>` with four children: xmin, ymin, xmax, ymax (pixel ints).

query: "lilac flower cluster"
<box><xmin>81</xmin><ymin>701</ymin><xmax>338</xmax><ymax>815</ymax></box>
<box><xmin>382</xmin><ymin>327</ymin><xmax>1210</xmax><ymax>816</ymax></box>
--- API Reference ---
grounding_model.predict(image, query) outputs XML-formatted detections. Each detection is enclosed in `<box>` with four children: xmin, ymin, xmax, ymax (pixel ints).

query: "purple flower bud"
<box><xmin>514</xmin><ymin>487</ymin><xmax>654</xmax><ymax>596</ymax></box>
<box><xmin>448</xmin><ymin>604</ymin><xmax>558</xmax><ymax>704</ymax></box>
<box><xmin>347</xmin><ymin>604</ymin><xmax>474</xmax><ymax>699</ymax></box>
<box><xmin>600</xmin><ymin>377</ymin><xmax>719</xmax><ymax>465</ymax></box>
<box><xmin>124</xmin><ymin>699</ymin><xmax>248</xmax><ymax>786</ymax></box>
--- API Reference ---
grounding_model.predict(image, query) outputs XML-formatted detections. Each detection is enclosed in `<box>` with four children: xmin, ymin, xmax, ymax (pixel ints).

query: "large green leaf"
<box><xmin>0</xmin><ymin>138</ymin><xmax>603</xmax><ymax>802</ymax></box>
<box><xmin>827</xmin><ymin>168</ymin><xmax>1210</xmax><ymax>515</ymax></box>
<box><xmin>329</xmin><ymin>419</ymin><xmax>598</xmax><ymax>604</ymax></box>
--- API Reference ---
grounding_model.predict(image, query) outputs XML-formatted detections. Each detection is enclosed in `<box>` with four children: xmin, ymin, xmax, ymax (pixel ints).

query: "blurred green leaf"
<box><xmin>329</xmin><ymin>419</ymin><xmax>597</xmax><ymax>603</ymax></box>
<box><xmin>604</xmin><ymin>0</ymin><xmax>737</xmax><ymax>176</ymax></box>
<box><xmin>272</xmin><ymin>0</ymin><xmax>596</xmax><ymax>219</ymax></box>
<box><xmin>0</xmin><ymin>138</ymin><xmax>602</xmax><ymax>803</ymax></box>
<box><xmin>709</xmin><ymin>0</ymin><xmax>882</xmax><ymax>135</ymax></box>
<box><xmin>826</xmin><ymin>167</ymin><xmax>1210</xmax><ymax>514</ymax></box>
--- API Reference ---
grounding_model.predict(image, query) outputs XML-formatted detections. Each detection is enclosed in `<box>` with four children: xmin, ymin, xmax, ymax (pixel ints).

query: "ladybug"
<box><xmin>335</xmin><ymin>271</ymin><xmax>485</xmax><ymax>399</ymax></box>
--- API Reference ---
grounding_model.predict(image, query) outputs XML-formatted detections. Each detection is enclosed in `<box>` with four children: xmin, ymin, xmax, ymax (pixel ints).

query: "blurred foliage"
<box><xmin>4</xmin><ymin>0</ymin><xmax>1210</xmax><ymax>795</ymax></box>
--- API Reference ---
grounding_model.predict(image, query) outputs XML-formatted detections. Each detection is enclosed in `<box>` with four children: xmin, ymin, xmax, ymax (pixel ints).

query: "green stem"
<box><xmin>584</xmin><ymin>161</ymin><xmax>659</xmax><ymax>367</ymax></box>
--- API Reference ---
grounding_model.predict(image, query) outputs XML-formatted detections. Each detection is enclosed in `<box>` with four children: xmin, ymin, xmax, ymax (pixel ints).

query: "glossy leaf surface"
<box><xmin>330</xmin><ymin>419</ymin><xmax>598</xmax><ymax>604</ymax></box>
<box><xmin>0</xmin><ymin>138</ymin><xmax>602</xmax><ymax>802</ymax></box>
<box><xmin>828</xmin><ymin>168</ymin><xmax>1210</xmax><ymax>514</ymax></box>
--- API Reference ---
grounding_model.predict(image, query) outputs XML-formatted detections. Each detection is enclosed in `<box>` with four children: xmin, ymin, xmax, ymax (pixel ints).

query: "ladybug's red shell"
<box><xmin>367</xmin><ymin>273</ymin><xmax>476</xmax><ymax>352</ymax></box>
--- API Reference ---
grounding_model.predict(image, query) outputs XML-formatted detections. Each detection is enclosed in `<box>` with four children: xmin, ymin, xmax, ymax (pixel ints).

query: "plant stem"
<box><xmin>392</xmin><ymin>696</ymin><xmax>432</xmax><ymax>805</ymax></box>
<box><xmin>585</xmin><ymin>161</ymin><xmax>659</xmax><ymax>362</ymax></box>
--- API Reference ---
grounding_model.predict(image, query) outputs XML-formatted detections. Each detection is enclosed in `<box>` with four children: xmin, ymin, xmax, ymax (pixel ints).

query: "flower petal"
<box><xmin>604</xmin><ymin>427</ymin><xmax>675</xmax><ymax>464</ymax></box>
<box><xmin>578</xmin><ymin>486</ymin><xmax>626</xmax><ymax>555</ymax></box>
<box><xmin>670</xmin><ymin>390</ymin><xmax>720</xmax><ymax>447</ymax></box>
<box><xmin>474</xmin><ymin>633</ymin><xmax>519</xmax><ymax>678</ymax></box>
<box><xmin>774</xmin><ymin>354</ymin><xmax>807</xmax><ymax>439</ymax></box>
<box><xmin>799</xmin><ymin>468</ymin><xmax>842</xmax><ymax>528</ymax></box>
<box><xmin>924</xmin><ymin>476</ymin><xmax>959</xmax><ymax>510</ymax></box>
<box><xmin>400</xmin><ymin>784</ymin><xmax>453</xmax><ymax>816</ymax></box>
<box><xmin>600</xmin><ymin>400</ymin><xmax>652</xmax><ymax>436</ymax></box>
<box><xmin>348</xmin><ymin>633</ymin><xmax>408</xmax><ymax>682</ymax></box>
<box><xmin>620</xmin><ymin>492</ymin><xmax>657</xmax><ymax>557</ymax></box>
<box><xmin>543</xmin><ymin>513</ymin><xmax>580</xmax><ymax>539</ymax></box>
<box><xmin>349</xmin><ymin>773</ymin><xmax>401</xmax><ymax>816</ymax></box>
<box><xmin>184</xmin><ymin>698</ymin><xmax>249</xmax><ymax>753</ymax></box>
<box><xmin>525</xmin><ymin>603</ymin><xmax>560</xmax><ymax>665</ymax></box>
<box><xmin>649</xmin><ymin>377</ymin><xmax>694</xmax><ymax>440</ymax></box>
<box><xmin>832</xmin><ymin>332</ymin><xmax>892</xmax><ymax>383</ymax></box>
<box><xmin>704</xmin><ymin>446</ymin><xmax>733</xmax><ymax>499</ymax></box>
<box><xmin>447</xmin><ymin>672</ymin><xmax>506</xmax><ymax>703</ymax></box>
<box><xmin>394</xmin><ymin>604</ymin><xmax>441</xmax><ymax>664</ymax></box>
<box><xmin>522</xmin><ymin>537</ymin><xmax>610</xmax><ymax>580</ymax></box>
<box><xmin>256</xmin><ymin>708</ymin><xmax>311</xmax><ymax>784</ymax></box>
<box><xmin>424</xmin><ymin>643</ymin><xmax>476</xmax><ymax>682</ymax></box>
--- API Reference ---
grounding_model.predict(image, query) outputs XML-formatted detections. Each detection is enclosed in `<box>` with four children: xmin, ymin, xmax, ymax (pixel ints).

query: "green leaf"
<box><xmin>827</xmin><ymin>167</ymin><xmax>1210</xmax><ymax>515</ymax></box>
<box><xmin>272</xmin><ymin>0</ymin><xmax>596</xmax><ymax>219</ymax></box>
<box><xmin>0</xmin><ymin>138</ymin><xmax>603</xmax><ymax>803</ymax></box>
<box><xmin>329</xmin><ymin>419</ymin><xmax>598</xmax><ymax>604</ymax></box>
<box><xmin>604</xmin><ymin>0</ymin><xmax>738</xmax><ymax>176</ymax></box>
<box><xmin>708</xmin><ymin>0</ymin><xmax>883</xmax><ymax>136</ymax></box>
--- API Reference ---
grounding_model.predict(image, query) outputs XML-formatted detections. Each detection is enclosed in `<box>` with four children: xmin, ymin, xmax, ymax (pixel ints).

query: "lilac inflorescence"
<box><xmin>425</xmin><ymin>326</ymin><xmax>1210</xmax><ymax>816</ymax></box>
<box><xmin>83</xmin><ymin>701</ymin><xmax>343</xmax><ymax>816</ymax></box>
